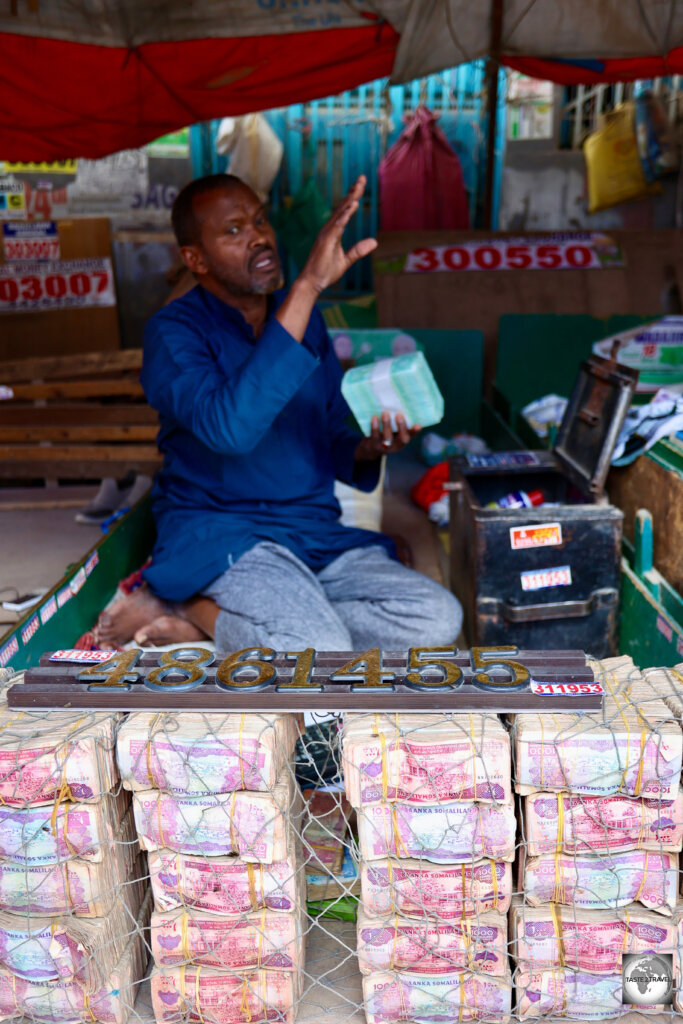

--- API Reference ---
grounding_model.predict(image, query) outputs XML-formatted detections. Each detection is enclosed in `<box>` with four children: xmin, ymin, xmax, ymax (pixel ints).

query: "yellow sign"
<box><xmin>0</xmin><ymin>160</ymin><xmax>77</xmax><ymax>174</ymax></box>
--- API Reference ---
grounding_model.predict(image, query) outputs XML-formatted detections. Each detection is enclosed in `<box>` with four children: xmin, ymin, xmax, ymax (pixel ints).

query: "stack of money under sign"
<box><xmin>512</xmin><ymin>655</ymin><xmax>683</xmax><ymax>1019</ymax></box>
<box><xmin>0</xmin><ymin>693</ymin><xmax>150</xmax><ymax>1024</ymax></box>
<box><xmin>342</xmin><ymin>712</ymin><xmax>515</xmax><ymax>1024</ymax></box>
<box><xmin>117</xmin><ymin>712</ymin><xmax>305</xmax><ymax>1024</ymax></box>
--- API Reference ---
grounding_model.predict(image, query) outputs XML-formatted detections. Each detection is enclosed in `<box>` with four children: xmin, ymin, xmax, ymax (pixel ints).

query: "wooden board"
<box><xmin>12</xmin><ymin>648</ymin><xmax>601</xmax><ymax>712</ymax></box>
<box><xmin>609</xmin><ymin>447</ymin><xmax>683</xmax><ymax>595</ymax></box>
<box><xmin>0</xmin><ymin>217</ymin><xmax>121</xmax><ymax>359</ymax></box>
<box><xmin>374</xmin><ymin>230</ymin><xmax>679</xmax><ymax>389</ymax></box>
<box><xmin>0</xmin><ymin>404</ymin><xmax>158</xmax><ymax>426</ymax></box>
<box><xmin>0</xmin><ymin>425</ymin><xmax>157</xmax><ymax>442</ymax></box>
<box><xmin>5</xmin><ymin>379</ymin><xmax>144</xmax><ymax>401</ymax></box>
<box><xmin>0</xmin><ymin>348</ymin><xmax>142</xmax><ymax>383</ymax></box>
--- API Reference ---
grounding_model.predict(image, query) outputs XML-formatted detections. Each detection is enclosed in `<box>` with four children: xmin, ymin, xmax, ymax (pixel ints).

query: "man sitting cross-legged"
<box><xmin>96</xmin><ymin>173</ymin><xmax>462</xmax><ymax>651</ymax></box>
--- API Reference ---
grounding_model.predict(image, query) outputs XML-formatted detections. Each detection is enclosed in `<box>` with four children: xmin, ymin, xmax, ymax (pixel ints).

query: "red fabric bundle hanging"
<box><xmin>379</xmin><ymin>106</ymin><xmax>470</xmax><ymax>231</ymax></box>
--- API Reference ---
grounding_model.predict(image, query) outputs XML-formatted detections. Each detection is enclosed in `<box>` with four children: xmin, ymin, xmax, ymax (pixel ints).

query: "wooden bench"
<box><xmin>0</xmin><ymin>349</ymin><xmax>162</xmax><ymax>480</ymax></box>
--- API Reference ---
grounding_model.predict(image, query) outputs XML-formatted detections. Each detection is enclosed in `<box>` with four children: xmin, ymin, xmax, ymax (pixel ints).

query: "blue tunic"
<box><xmin>140</xmin><ymin>285</ymin><xmax>394</xmax><ymax>602</ymax></box>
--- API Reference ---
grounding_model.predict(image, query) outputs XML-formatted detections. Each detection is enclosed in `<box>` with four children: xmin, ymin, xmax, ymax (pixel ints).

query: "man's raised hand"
<box><xmin>300</xmin><ymin>176</ymin><xmax>377</xmax><ymax>295</ymax></box>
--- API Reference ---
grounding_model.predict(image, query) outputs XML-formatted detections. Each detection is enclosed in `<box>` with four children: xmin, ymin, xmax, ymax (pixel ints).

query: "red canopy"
<box><xmin>1</xmin><ymin>0</ymin><xmax>682</xmax><ymax>161</ymax></box>
<box><xmin>0</xmin><ymin>24</ymin><xmax>399</xmax><ymax>161</ymax></box>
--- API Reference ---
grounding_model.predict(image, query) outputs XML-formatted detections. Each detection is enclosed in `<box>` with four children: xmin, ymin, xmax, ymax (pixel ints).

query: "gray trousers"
<box><xmin>203</xmin><ymin>542</ymin><xmax>462</xmax><ymax>651</ymax></box>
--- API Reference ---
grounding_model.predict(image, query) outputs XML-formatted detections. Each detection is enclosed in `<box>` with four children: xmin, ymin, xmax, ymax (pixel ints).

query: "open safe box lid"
<box><xmin>553</xmin><ymin>352</ymin><xmax>639</xmax><ymax>498</ymax></box>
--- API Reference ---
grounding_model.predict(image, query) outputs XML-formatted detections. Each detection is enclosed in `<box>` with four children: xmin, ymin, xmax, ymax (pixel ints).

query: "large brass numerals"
<box><xmin>216</xmin><ymin>648</ymin><xmax>277</xmax><ymax>691</ymax></box>
<box><xmin>145</xmin><ymin>648</ymin><xmax>214</xmax><ymax>691</ymax></box>
<box><xmin>78</xmin><ymin>649</ymin><xmax>142</xmax><ymax>690</ymax></box>
<box><xmin>74</xmin><ymin>644</ymin><xmax>536</xmax><ymax>696</ymax></box>
<box><xmin>470</xmin><ymin>646</ymin><xmax>530</xmax><ymax>691</ymax></box>
<box><xmin>276</xmin><ymin>650</ymin><xmax>321</xmax><ymax>691</ymax></box>
<box><xmin>404</xmin><ymin>647</ymin><xmax>463</xmax><ymax>691</ymax></box>
<box><xmin>328</xmin><ymin>649</ymin><xmax>396</xmax><ymax>691</ymax></box>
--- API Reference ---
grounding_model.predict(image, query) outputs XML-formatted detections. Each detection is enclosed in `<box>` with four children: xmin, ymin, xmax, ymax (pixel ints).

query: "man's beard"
<box><xmin>205</xmin><ymin>252</ymin><xmax>282</xmax><ymax>297</ymax></box>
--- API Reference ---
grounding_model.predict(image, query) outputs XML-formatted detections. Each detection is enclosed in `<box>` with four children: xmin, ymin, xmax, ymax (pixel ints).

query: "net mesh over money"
<box><xmin>2</xmin><ymin>655</ymin><xmax>683</xmax><ymax>1023</ymax></box>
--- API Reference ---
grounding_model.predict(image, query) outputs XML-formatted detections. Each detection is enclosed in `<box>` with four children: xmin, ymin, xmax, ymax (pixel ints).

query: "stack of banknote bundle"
<box><xmin>118</xmin><ymin>712</ymin><xmax>306</xmax><ymax>1024</ymax></box>
<box><xmin>0</xmin><ymin>701</ymin><xmax>149</xmax><ymax>1024</ymax></box>
<box><xmin>344</xmin><ymin>712</ymin><xmax>514</xmax><ymax>1023</ymax></box>
<box><xmin>513</xmin><ymin>656</ymin><xmax>683</xmax><ymax>1019</ymax></box>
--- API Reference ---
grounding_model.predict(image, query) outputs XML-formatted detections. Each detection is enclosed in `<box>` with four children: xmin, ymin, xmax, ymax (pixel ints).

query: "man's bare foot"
<box><xmin>95</xmin><ymin>585</ymin><xmax>169</xmax><ymax>647</ymax></box>
<box><xmin>134</xmin><ymin>614</ymin><xmax>209</xmax><ymax>647</ymax></box>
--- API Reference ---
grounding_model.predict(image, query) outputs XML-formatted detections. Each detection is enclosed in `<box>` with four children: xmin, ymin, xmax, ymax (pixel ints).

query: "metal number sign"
<box><xmin>11</xmin><ymin>646</ymin><xmax>602</xmax><ymax>711</ymax></box>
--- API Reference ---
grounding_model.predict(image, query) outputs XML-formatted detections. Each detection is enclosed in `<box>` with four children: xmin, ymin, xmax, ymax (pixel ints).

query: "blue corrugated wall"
<box><xmin>190</xmin><ymin>63</ymin><xmax>507</xmax><ymax>295</ymax></box>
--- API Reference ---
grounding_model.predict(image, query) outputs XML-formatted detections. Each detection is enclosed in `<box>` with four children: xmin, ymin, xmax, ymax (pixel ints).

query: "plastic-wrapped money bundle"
<box><xmin>514</xmin><ymin>656</ymin><xmax>683</xmax><ymax>1021</ymax></box>
<box><xmin>523</xmin><ymin>847</ymin><xmax>678</xmax><ymax>916</ymax></box>
<box><xmin>151</xmin><ymin>965</ymin><xmax>302</xmax><ymax>1024</ymax></box>
<box><xmin>0</xmin><ymin>891</ymin><xmax>151</xmax><ymax>1024</ymax></box>
<box><xmin>0</xmin><ymin>787</ymin><xmax>130</xmax><ymax>862</ymax></box>
<box><xmin>0</xmin><ymin>808</ymin><xmax>141</xmax><ymax>917</ymax></box>
<box><xmin>0</xmin><ymin>871</ymin><xmax>146</xmax><ymax>991</ymax></box>
<box><xmin>117</xmin><ymin>711</ymin><xmax>300</xmax><ymax>794</ymax></box>
<box><xmin>151</xmin><ymin>906</ymin><xmax>305</xmax><ymax>971</ymax></box>
<box><xmin>133</xmin><ymin>769</ymin><xmax>299</xmax><ymax>862</ymax></box>
<box><xmin>343</xmin><ymin>712</ymin><xmax>511</xmax><ymax>806</ymax></box>
<box><xmin>643</xmin><ymin>664</ymin><xmax>683</xmax><ymax>727</ymax></box>
<box><xmin>360</xmin><ymin>858</ymin><xmax>513</xmax><ymax>919</ymax></box>
<box><xmin>135</xmin><ymin>713</ymin><xmax>306</xmax><ymax>1024</ymax></box>
<box><xmin>148</xmin><ymin>844</ymin><xmax>301</xmax><ymax>916</ymax></box>
<box><xmin>0</xmin><ymin>706</ymin><xmax>119</xmax><ymax>805</ymax></box>
<box><xmin>511</xmin><ymin>897</ymin><xmax>677</xmax><ymax>974</ymax></box>
<box><xmin>302</xmin><ymin>788</ymin><xmax>350</xmax><ymax>875</ymax></box>
<box><xmin>516</xmin><ymin>968</ymin><xmax>634</xmax><ymax>1019</ymax></box>
<box><xmin>523</xmin><ymin>789</ymin><xmax>683</xmax><ymax>856</ymax></box>
<box><xmin>357</xmin><ymin>797</ymin><xmax>516</xmax><ymax>864</ymax></box>
<box><xmin>363</xmin><ymin>969</ymin><xmax>512</xmax><ymax>1024</ymax></box>
<box><xmin>357</xmin><ymin>908</ymin><xmax>508</xmax><ymax>976</ymax></box>
<box><xmin>514</xmin><ymin>710</ymin><xmax>682</xmax><ymax>799</ymax></box>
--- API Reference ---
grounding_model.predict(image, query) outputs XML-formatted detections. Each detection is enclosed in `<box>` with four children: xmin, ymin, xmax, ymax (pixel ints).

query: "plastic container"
<box><xmin>341</xmin><ymin>351</ymin><xmax>444</xmax><ymax>435</ymax></box>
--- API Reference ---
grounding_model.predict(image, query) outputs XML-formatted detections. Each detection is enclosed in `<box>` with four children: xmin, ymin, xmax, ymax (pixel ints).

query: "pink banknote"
<box><xmin>151</xmin><ymin>908</ymin><xmax>304</xmax><ymax>970</ymax></box>
<box><xmin>512</xmin><ymin>900</ymin><xmax>677</xmax><ymax>974</ymax></box>
<box><xmin>343</xmin><ymin>713</ymin><xmax>511</xmax><ymax>806</ymax></box>
<box><xmin>524</xmin><ymin>790</ymin><xmax>683</xmax><ymax>856</ymax></box>
<box><xmin>117</xmin><ymin>712</ymin><xmax>299</xmax><ymax>794</ymax></box>
<box><xmin>133</xmin><ymin>771</ymin><xmax>297</xmax><ymax>863</ymax></box>
<box><xmin>0</xmin><ymin>712</ymin><xmax>118</xmax><ymax>806</ymax></box>
<box><xmin>358</xmin><ymin>799</ymin><xmax>516</xmax><ymax>863</ymax></box>
<box><xmin>514</xmin><ymin>714</ymin><xmax>682</xmax><ymax>800</ymax></box>
<box><xmin>0</xmin><ymin>874</ymin><xmax>146</xmax><ymax>989</ymax></box>
<box><xmin>0</xmin><ymin>902</ymin><xmax>148</xmax><ymax>1024</ymax></box>
<box><xmin>151</xmin><ymin>966</ymin><xmax>300</xmax><ymax>1024</ymax></box>
<box><xmin>148</xmin><ymin>848</ymin><xmax>301</xmax><ymax>916</ymax></box>
<box><xmin>357</xmin><ymin>909</ymin><xmax>508</xmax><ymax>976</ymax></box>
<box><xmin>0</xmin><ymin>811</ymin><xmax>140</xmax><ymax>917</ymax></box>
<box><xmin>523</xmin><ymin>850</ymin><xmax>679</xmax><ymax>915</ymax></box>
<box><xmin>0</xmin><ymin>788</ymin><xmax>129</xmax><ymax>863</ymax></box>
<box><xmin>363</xmin><ymin>970</ymin><xmax>512</xmax><ymax>1024</ymax></box>
<box><xmin>516</xmin><ymin>968</ymin><xmax>666</xmax><ymax>1019</ymax></box>
<box><xmin>360</xmin><ymin>859</ymin><xmax>512</xmax><ymax>919</ymax></box>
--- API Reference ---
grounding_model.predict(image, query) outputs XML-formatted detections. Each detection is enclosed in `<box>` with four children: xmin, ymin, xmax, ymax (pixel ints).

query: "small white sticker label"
<box><xmin>520</xmin><ymin>565</ymin><xmax>572</xmax><ymax>591</ymax></box>
<box><xmin>531</xmin><ymin>680</ymin><xmax>604</xmax><ymax>696</ymax></box>
<box><xmin>50</xmin><ymin>649</ymin><xmax>117</xmax><ymax>664</ymax></box>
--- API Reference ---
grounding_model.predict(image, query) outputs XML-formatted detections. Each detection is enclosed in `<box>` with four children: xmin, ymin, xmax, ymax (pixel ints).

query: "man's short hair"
<box><xmin>171</xmin><ymin>173</ymin><xmax>246</xmax><ymax>247</ymax></box>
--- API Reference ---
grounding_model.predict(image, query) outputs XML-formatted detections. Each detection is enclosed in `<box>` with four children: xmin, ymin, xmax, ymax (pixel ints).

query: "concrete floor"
<box><xmin>0</xmin><ymin>485</ymin><xmax>101</xmax><ymax>630</ymax></box>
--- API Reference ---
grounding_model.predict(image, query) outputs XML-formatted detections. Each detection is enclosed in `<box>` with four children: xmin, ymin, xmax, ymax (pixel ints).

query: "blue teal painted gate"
<box><xmin>190</xmin><ymin>63</ymin><xmax>507</xmax><ymax>295</ymax></box>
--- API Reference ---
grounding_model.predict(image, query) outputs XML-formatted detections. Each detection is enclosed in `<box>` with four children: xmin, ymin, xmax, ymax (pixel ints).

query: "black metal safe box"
<box><xmin>447</xmin><ymin>353</ymin><xmax>638</xmax><ymax>658</ymax></box>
